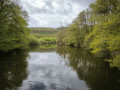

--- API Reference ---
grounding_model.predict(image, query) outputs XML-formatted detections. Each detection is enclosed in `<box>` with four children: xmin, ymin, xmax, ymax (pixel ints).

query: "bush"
<box><xmin>39</xmin><ymin>37</ymin><xmax>56</xmax><ymax>44</ymax></box>
<box><xmin>28</xmin><ymin>35</ymin><xmax>40</xmax><ymax>45</ymax></box>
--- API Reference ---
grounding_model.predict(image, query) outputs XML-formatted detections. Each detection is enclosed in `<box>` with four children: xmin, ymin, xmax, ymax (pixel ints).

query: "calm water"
<box><xmin>0</xmin><ymin>45</ymin><xmax>120</xmax><ymax>90</ymax></box>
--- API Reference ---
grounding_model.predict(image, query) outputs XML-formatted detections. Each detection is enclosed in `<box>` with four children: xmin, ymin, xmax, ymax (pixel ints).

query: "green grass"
<box><xmin>28</xmin><ymin>35</ymin><xmax>56</xmax><ymax>45</ymax></box>
<box><xmin>28</xmin><ymin>27</ymin><xmax>58</xmax><ymax>46</ymax></box>
<box><xmin>39</xmin><ymin>37</ymin><xmax>56</xmax><ymax>44</ymax></box>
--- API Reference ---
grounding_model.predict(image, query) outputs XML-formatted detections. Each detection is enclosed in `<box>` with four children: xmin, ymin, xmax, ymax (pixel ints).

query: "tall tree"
<box><xmin>0</xmin><ymin>0</ymin><xmax>29</xmax><ymax>51</ymax></box>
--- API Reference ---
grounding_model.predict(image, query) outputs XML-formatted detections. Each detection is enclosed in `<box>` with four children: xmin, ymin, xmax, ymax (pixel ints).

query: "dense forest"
<box><xmin>57</xmin><ymin>0</ymin><xmax>120</xmax><ymax>68</ymax></box>
<box><xmin>0</xmin><ymin>0</ymin><xmax>29</xmax><ymax>51</ymax></box>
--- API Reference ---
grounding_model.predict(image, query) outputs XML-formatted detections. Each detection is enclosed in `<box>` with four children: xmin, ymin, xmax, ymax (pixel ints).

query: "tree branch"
<box><xmin>0</xmin><ymin>3</ymin><xmax>14</xmax><ymax>22</ymax></box>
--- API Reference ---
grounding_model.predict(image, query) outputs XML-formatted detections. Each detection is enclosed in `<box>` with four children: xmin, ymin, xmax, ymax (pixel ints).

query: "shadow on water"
<box><xmin>0</xmin><ymin>50</ymin><xmax>29</xmax><ymax>90</ymax></box>
<box><xmin>56</xmin><ymin>45</ymin><xmax>120</xmax><ymax>90</ymax></box>
<box><xmin>1</xmin><ymin>45</ymin><xmax>120</xmax><ymax>90</ymax></box>
<box><xmin>29</xmin><ymin>44</ymin><xmax>56</xmax><ymax>52</ymax></box>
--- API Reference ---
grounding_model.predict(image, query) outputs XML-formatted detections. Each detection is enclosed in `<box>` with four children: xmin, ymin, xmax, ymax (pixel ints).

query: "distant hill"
<box><xmin>56</xmin><ymin>27</ymin><xmax>67</xmax><ymax>31</ymax></box>
<box><xmin>30</xmin><ymin>27</ymin><xmax>58</xmax><ymax>34</ymax></box>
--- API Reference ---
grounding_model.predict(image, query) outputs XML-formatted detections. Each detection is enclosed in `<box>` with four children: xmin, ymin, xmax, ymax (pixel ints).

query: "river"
<box><xmin>0</xmin><ymin>45</ymin><xmax>120</xmax><ymax>90</ymax></box>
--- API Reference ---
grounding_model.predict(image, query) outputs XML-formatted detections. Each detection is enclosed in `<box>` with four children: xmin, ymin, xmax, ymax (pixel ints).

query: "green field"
<box><xmin>28</xmin><ymin>27</ymin><xmax>58</xmax><ymax>45</ymax></box>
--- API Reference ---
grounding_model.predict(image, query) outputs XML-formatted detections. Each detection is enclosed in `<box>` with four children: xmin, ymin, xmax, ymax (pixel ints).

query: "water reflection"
<box><xmin>1</xmin><ymin>45</ymin><xmax>120</xmax><ymax>90</ymax></box>
<box><xmin>29</xmin><ymin>44</ymin><xmax>56</xmax><ymax>52</ymax></box>
<box><xmin>20</xmin><ymin>51</ymin><xmax>88</xmax><ymax>90</ymax></box>
<box><xmin>0</xmin><ymin>50</ymin><xmax>28</xmax><ymax>90</ymax></box>
<box><xmin>56</xmin><ymin>45</ymin><xmax>120</xmax><ymax>90</ymax></box>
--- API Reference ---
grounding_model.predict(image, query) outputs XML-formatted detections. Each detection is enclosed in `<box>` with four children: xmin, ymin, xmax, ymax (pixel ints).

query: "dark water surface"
<box><xmin>0</xmin><ymin>45</ymin><xmax>120</xmax><ymax>90</ymax></box>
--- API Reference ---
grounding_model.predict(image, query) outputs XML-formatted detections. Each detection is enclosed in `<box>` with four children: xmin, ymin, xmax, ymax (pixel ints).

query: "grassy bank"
<box><xmin>28</xmin><ymin>27</ymin><xmax>57</xmax><ymax>45</ymax></box>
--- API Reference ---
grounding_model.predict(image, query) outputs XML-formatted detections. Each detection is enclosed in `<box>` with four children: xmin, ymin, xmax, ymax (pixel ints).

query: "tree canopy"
<box><xmin>57</xmin><ymin>0</ymin><xmax>120</xmax><ymax>69</ymax></box>
<box><xmin>0</xmin><ymin>0</ymin><xmax>29</xmax><ymax>51</ymax></box>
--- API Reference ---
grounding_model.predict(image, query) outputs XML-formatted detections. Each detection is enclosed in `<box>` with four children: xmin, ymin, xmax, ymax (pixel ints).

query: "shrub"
<box><xmin>28</xmin><ymin>35</ymin><xmax>40</xmax><ymax>45</ymax></box>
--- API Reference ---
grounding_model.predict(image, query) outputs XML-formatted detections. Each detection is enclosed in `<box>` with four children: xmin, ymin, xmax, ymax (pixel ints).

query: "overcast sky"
<box><xmin>20</xmin><ymin>0</ymin><xmax>94</xmax><ymax>28</ymax></box>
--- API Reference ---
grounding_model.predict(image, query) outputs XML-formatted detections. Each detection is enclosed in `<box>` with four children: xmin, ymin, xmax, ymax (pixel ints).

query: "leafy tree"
<box><xmin>88</xmin><ymin>0</ymin><xmax>120</xmax><ymax>68</ymax></box>
<box><xmin>57</xmin><ymin>9</ymin><xmax>93</xmax><ymax>47</ymax></box>
<box><xmin>0</xmin><ymin>0</ymin><xmax>29</xmax><ymax>51</ymax></box>
<box><xmin>57</xmin><ymin>0</ymin><xmax>120</xmax><ymax>69</ymax></box>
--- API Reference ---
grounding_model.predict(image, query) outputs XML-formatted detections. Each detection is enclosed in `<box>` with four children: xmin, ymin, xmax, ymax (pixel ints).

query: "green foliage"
<box><xmin>0</xmin><ymin>0</ymin><xmax>29</xmax><ymax>51</ymax></box>
<box><xmin>88</xmin><ymin>0</ymin><xmax>120</xmax><ymax>67</ymax></box>
<box><xmin>28</xmin><ymin>34</ymin><xmax>57</xmax><ymax>45</ymax></box>
<box><xmin>57</xmin><ymin>29</ymin><xmax>65</xmax><ymax>44</ymax></box>
<box><xmin>29</xmin><ymin>27</ymin><xmax>57</xmax><ymax>45</ymax></box>
<box><xmin>88</xmin><ymin>23</ymin><xmax>109</xmax><ymax>56</ymax></box>
<box><xmin>107</xmin><ymin>55</ymin><xmax>120</xmax><ymax>69</ymax></box>
<box><xmin>39</xmin><ymin>37</ymin><xmax>56</xmax><ymax>44</ymax></box>
<box><xmin>28</xmin><ymin>35</ymin><xmax>40</xmax><ymax>45</ymax></box>
<box><xmin>57</xmin><ymin>9</ymin><xmax>93</xmax><ymax>47</ymax></box>
<box><xmin>57</xmin><ymin>0</ymin><xmax>120</xmax><ymax>69</ymax></box>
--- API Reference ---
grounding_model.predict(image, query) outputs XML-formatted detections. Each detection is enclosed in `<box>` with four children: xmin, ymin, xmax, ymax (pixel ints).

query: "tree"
<box><xmin>88</xmin><ymin>0</ymin><xmax>120</xmax><ymax>68</ymax></box>
<box><xmin>57</xmin><ymin>0</ymin><xmax>120</xmax><ymax>69</ymax></box>
<box><xmin>0</xmin><ymin>0</ymin><xmax>29</xmax><ymax>51</ymax></box>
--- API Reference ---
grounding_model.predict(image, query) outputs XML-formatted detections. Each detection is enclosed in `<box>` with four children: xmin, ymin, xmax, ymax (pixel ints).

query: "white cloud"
<box><xmin>31</xmin><ymin>1</ymin><xmax>46</xmax><ymax>8</ymax></box>
<box><xmin>52</xmin><ymin>2</ymin><xmax>59</xmax><ymax>9</ymax></box>
<box><xmin>20</xmin><ymin>0</ymin><xmax>94</xmax><ymax>28</ymax></box>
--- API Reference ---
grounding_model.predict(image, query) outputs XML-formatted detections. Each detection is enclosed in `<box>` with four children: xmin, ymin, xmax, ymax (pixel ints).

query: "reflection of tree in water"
<box><xmin>0</xmin><ymin>50</ymin><xmax>29</xmax><ymax>90</ymax></box>
<box><xmin>29</xmin><ymin>44</ymin><xmax>56</xmax><ymax>52</ymax></box>
<box><xmin>56</xmin><ymin>45</ymin><xmax>120</xmax><ymax>90</ymax></box>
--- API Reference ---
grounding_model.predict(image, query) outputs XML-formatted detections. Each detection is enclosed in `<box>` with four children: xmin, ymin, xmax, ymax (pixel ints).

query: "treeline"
<box><xmin>57</xmin><ymin>0</ymin><xmax>120</xmax><ymax>68</ymax></box>
<box><xmin>30</xmin><ymin>27</ymin><xmax>57</xmax><ymax>34</ymax></box>
<box><xmin>0</xmin><ymin>0</ymin><xmax>29</xmax><ymax>51</ymax></box>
